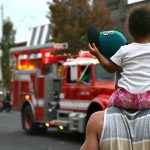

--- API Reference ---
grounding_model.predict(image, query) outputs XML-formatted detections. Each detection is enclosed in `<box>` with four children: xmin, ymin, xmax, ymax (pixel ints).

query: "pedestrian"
<box><xmin>81</xmin><ymin>4</ymin><xmax>150</xmax><ymax>150</ymax></box>
<box><xmin>4</xmin><ymin>89</ymin><xmax>11</xmax><ymax>112</ymax></box>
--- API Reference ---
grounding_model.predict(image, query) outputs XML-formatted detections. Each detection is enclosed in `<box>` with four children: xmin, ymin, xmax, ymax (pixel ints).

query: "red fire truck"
<box><xmin>10</xmin><ymin>43</ymin><xmax>115</xmax><ymax>134</ymax></box>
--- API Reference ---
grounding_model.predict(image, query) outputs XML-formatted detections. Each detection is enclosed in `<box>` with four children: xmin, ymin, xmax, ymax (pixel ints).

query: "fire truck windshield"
<box><xmin>95</xmin><ymin>64</ymin><xmax>114</xmax><ymax>82</ymax></box>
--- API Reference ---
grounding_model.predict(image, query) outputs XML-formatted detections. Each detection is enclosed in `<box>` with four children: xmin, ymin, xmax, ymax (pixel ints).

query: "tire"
<box><xmin>22</xmin><ymin>106</ymin><xmax>36</xmax><ymax>134</ymax></box>
<box><xmin>5</xmin><ymin>102</ymin><xmax>11</xmax><ymax>112</ymax></box>
<box><xmin>37</xmin><ymin>125</ymin><xmax>48</xmax><ymax>135</ymax></box>
<box><xmin>22</xmin><ymin>106</ymin><xmax>47</xmax><ymax>135</ymax></box>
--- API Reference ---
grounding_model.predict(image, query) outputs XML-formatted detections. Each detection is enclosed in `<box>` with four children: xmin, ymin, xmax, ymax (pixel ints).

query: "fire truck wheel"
<box><xmin>37</xmin><ymin>125</ymin><xmax>47</xmax><ymax>135</ymax></box>
<box><xmin>23</xmin><ymin>106</ymin><xmax>36</xmax><ymax>134</ymax></box>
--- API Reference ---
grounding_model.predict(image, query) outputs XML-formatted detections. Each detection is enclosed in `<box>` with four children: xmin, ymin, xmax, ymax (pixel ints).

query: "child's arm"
<box><xmin>89</xmin><ymin>43</ymin><xmax>120</xmax><ymax>73</ymax></box>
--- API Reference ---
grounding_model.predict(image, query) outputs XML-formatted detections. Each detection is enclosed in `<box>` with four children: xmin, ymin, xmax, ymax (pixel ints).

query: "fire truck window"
<box><xmin>53</xmin><ymin>64</ymin><xmax>57</xmax><ymax>75</ymax></box>
<box><xmin>52</xmin><ymin>63</ymin><xmax>62</xmax><ymax>76</ymax></box>
<box><xmin>45</xmin><ymin>63</ymin><xmax>62</xmax><ymax>75</ymax></box>
<box><xmin>57</xmin><ymin>63</ymin><xmax>62</xmax><ymax>76</ymax></box>
<box><xmin>45</xmin><ymin>64</ymin><xmax>53</xmax><ymax>75</ymax></box>
<box><xmin>95</xmin><ymin>64</ymin><xmax>114</xmax><ymax>81</ymax></box>
<box><xmin>67</xmin><ymin>66</ymin><xmax>77</xmax><ymax>83</ymax></box>
<box><xmin>80</xmin><ymin>65</ymin><xmax>91</xmax><ymax>83</ymax></box>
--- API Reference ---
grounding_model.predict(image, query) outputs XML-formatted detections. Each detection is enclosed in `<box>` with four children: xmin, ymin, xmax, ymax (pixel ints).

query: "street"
<box><xmin>0</xmin><ymin>110</ymin><xmax>84</xmax><ymax>150</ymax></box>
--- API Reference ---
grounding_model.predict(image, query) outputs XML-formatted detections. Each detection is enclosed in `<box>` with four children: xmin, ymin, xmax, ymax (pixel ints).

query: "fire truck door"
<box><xmin>60</xmin><ymin>65</ymin><xmax>78</xmax><ymax>110</ymax></box>
<box><xmin>77</xmin><ymin>65</ymin><xmax>92</xmax><ymax>111</ymax></box>
<box><xmin>14</xmin><ymin>70</ymin><xmax>39</xmax><ymax>109</ymax></box>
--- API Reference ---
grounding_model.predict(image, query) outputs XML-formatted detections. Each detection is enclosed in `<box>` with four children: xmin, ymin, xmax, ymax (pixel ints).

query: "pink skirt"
<box><xmin>109</xmin><ymin>88</ymin><xmax>150</xmax><ymax>110</ymax></box>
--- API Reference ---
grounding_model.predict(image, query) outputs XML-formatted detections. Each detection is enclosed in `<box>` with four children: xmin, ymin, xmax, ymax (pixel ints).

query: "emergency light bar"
<box><xmin>17</xmin><ymin>64</ymin><xmax>35</xmax><ymax>70</ymax></box>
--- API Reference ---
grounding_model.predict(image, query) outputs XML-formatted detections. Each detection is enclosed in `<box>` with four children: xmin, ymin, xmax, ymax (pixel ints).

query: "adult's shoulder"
<box><xmin>89</xmin><ymin>111</ymin><xmax>105</xmax><ymax>138</ymax></box>
<box><xmin>90</xmin><ymin>111</ymin><xmax>104</xmax><ymax>122</ymax></box>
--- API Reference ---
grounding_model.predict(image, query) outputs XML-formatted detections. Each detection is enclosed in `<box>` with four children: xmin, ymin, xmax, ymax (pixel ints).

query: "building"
<box><xmin>106</xmin><ymin>0</ymin><xmax>149</xmax><ymax>42</ymax></box>
<box><xmin>0</xmin><ymin>49</ymin><xmax>2</xmax><ymax>82</ymax></box>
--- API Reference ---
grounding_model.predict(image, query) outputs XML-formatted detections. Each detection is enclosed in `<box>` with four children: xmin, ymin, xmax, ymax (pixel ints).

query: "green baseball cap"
<box><xmin>88</xmin><ymin>25</ymin><xmax>128</xmax><ymax>59</ymax></box>
<box><xmin>99</xmin><ymin>30</ymin><xmax>128</xmax><ymax>59</ymax></box>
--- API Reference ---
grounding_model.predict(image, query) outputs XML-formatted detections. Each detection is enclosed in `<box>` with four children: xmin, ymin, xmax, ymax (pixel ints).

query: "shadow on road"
<box><xmin>45</xmin><ymin>129</ymin><xmax>85</xmax><ymax>144</ymax></box>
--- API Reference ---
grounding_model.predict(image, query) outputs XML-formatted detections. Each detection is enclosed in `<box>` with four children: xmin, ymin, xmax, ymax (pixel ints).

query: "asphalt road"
<box><xmin>0</xmin><ymin>110</ymin><xmax>84</xmax><ymax>150</ymax></box>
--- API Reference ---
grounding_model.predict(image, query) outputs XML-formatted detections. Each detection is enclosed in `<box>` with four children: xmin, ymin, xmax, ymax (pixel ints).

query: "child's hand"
<box><xmin>88</xmin><ymin>43</ymin><xmax>100</xmax><ymax>57</ymax></box>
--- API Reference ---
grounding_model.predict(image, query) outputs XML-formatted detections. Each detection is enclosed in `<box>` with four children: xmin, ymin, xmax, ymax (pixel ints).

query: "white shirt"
<box><xmin>110</xmin><ymin>43</ymin><xmax>150</xmax><ymax>93</ymax></box>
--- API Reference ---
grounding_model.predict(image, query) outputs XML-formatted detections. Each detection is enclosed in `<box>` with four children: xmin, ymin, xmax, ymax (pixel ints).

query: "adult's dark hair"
<box><xmin>128</xmin><ymin>4</ymin><xmax>150</xmax><ymax>39</ymax></box>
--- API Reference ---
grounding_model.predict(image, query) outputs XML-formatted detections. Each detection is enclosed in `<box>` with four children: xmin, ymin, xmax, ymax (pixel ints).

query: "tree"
<box><xmin>48</xmin><ymin>0</ymin><xmax>90</xmax><ymax>52</ymax></box>
<box><xmin>0</xmin><ymin>18</ymin><xmax>16</xmax><ymax>88</ymax></box>
<box><xmin>48</xmin><ymin>0</ymin><xmax>114</xmax><ymax>53</ymax></box>
<box><xmin>90</xmin><ymin>0</ymin><xmax>114</xmax><ymax>30</ymax></box>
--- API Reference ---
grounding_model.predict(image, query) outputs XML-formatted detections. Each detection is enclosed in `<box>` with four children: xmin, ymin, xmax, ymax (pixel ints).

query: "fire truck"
<box><xmin>10</xmin><ymin>43</ymin><xmax>115</xmax><ymax>134</ymax></box>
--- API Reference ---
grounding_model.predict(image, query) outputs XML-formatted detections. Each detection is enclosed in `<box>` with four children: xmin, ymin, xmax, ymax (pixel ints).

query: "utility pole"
<box><xmin>0</xmin><ymin>4</ymin><xmax>4</xmax><ymax>41</ymax></box>
<box><xmin>0</xmin><ymin>4</ymin><xmax>3</xmax><ymax>86</ymax></box>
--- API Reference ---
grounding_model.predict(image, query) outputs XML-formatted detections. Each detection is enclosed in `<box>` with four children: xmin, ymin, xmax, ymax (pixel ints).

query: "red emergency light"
<box><xmin>17</xmin><ymin>64</ymin><xmax>35</xmax><ymax>70</ymax></box>
<box><xmin>25</xmin><ymin>94</ymin><xmax>31</xmax><ymax>101</ymax></box>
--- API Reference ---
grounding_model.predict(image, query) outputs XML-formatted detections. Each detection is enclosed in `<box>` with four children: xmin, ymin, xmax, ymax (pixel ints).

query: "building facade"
<box><xmin>106</xmin><ymin>0</ymin><xmax>149</xmax><ymax>42</ymax></box>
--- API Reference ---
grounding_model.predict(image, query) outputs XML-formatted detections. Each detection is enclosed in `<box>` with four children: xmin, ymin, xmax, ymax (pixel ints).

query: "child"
<box><xmin>89</xmin><ymin>4</ymin><xmax>150</xmax><ymax>110</ymax></box>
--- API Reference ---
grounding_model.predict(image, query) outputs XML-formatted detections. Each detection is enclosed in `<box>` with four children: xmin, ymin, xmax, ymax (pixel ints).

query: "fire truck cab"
<box><xmin>54</xmin><ymin>51</ymin><xmax>115</xmax><ymax>133</ymax></box>
<box><xmin>11</xmin><ymin>44</ymin><xmax>115</xmax><ymax>134</ymax></box>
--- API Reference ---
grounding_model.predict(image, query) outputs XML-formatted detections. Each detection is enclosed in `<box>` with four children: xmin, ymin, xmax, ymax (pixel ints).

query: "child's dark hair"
<box><xmin>128</xmin><ymin>4</ymin><xmax>150</xmax><ymax>38</ymax></box>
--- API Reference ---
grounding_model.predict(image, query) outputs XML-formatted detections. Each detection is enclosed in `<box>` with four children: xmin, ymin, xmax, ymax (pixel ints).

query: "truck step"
<box><xmin>52</xmin><ymin>120</ymin><xmax>69</xmax><ymax>127</ymax></box>
<box><xmin>57</xmin><ymin>110</ymin><xmax>71</xmax><ymax>120</ymax></box>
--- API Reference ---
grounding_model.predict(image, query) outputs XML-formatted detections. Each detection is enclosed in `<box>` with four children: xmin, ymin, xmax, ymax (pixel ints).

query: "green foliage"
<box><xmin>48</xmin><ymin>0</ymin><xmax>114</xmax><ymax>53</ymax></box>
<box><xmin>0</xmin><ymin>18</ymin><xmax>16</xmax><ymax>88</ymax></box>
<box><xmin>90</xmin><ymin>0</ymin><xmax>115</xmax><ymax>30</ymax></box>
